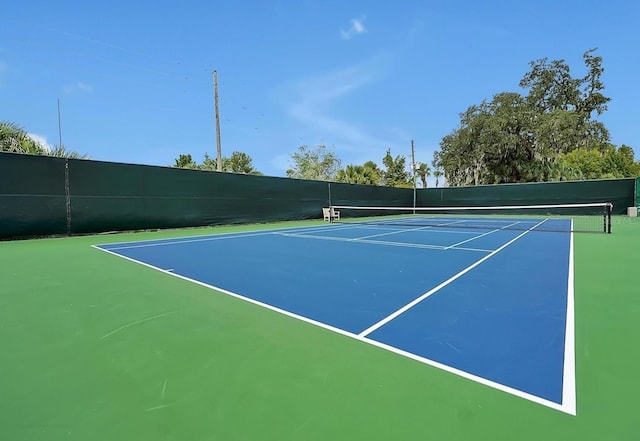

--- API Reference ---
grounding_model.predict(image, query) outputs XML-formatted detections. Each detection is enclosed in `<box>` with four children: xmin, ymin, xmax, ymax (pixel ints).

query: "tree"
<box><xmin>433</xmin><ymin>49</ymin><xmax>613</xmax><ymax>185</ymax></box>
<box><xmin>381</xmin><ymin>149</ymin><xmax>412</xmax><ymax>187</ymax></box>
<box><xmin>1</xmin><ymin>121</ymin><xmax>88</xmax><ymax>158</ymax></box>
<box><xmin>557</xmin><ymin>147</ymin><xmax>604</xmax><ymax>180</ymax></box>
<box><xmin>200</xmin><ymin>152</ymin><xmax>218</xmax><ymax>170</ymax></box>
<box><xmin>433</xmin><ymin>169</ymin><xmax>443</xmax><ymax>187</ymax></box>
<box><xmin>49</xmin><ymin>145</ymin><xmax>89</xmax><ymax>159</ymax></box>
<box><xmin>286</xmin><ymin>145</ymin><xmax>341</xmax><ymax>181</ymax></box>
<box><xmin>520</xmin><ymin>48</ymin><xmax>610</xmax><ymax>117</ymax></box>
<box><xmin>1</xmin><ymin>122</ymin><xmax>40</xmax><ymax>154</ymax></box>
<box><xmin>415</xmin><ymin>163</ymin><xmax>431</xmax><ymax>188</ymax></box>
<box><xmin>336</xmin><ymin>165</ymin><xmax>378</xmax><ymax>185</ymax></box>
<box><xmin>0</xmin><ymin>122</ymin><xmax>45</xmax><ymax>154</ymax></box>
<box><xmin>605</xmin><ymin>145</ymin><xmax>640</xmax><ymax>177</ymax></box>
<box><xmin>175</xmin><ymin>151</ymin><xmax>262</xmax><ymax>174</ymax></box>
<box><xmin>223</xmin><ymin>151</ymin><xmax>262</xmax><ymax>175</ymax></box>
<box><xmin>174</xmin><ymin>154</ymin><xmax>197</xmax><ymax>169</ymax></box>
<box><xmin>556</xmin><ymin>144</ymin><xmax>640</xmax><ymax>180</ymax></box>
<box><xmin>362</xmin><ymin>161</ymin><xmax>382</xmax><ymax>185</ymax></box>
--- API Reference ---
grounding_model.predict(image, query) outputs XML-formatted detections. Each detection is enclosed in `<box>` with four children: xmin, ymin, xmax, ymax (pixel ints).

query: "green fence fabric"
<box><xmin>636</xmin><ymin>177</ymin><xmax>640</xmax><ymax>207</ymax></box>
<box><xmin>1</xmin><ymin>152</ymin><xmax>637</xmax><ymax>239</ymax></box>
<box><xmin>417</xmin><ymin>179</ymin><xmax>635</xmax><ymax>215</ymax></box>
<box><xmin>329</xmin><ymin>182</ymin><xmax>413</xmax><ymax>208</ymax></box>
<box><xmin>67</xmin><ymin>159</ymin><xmax>329</xmax><ymax>234</ymax></box>
<box><xmin>0</xmin><ymin>153</ymin><xmax>68</xmax><ymax>237</ymax></box>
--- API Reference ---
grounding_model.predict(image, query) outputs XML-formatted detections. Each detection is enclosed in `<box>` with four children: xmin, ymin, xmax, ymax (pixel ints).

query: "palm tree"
<box><xmin>1</xmin><ymin>121</ymin><xmax>89</xmax><ymax>158</ymax></box>
<box><xmin>336</xmin><ymin>165</ymin><xmax>377</xmax><ymax>185</ymax></box>
<box><xmin>0</xmin><ymin>121</ymin><xmax>46</xmax><ymax>154</ymax></box>
<box><xmin>49</xmin><ymin>144</ymin><xmax>90</xmax><ymax>159</ymax></box>
<box><xmin>415</xmin><ymin>163</ymin><xmax>431</xmax><ymax>188</ymax></box>
<box><xmin>433</xmin><ymin>169</ymin><xmax>443</xmax><ymax>188</ymax></box>
<box><xmin>362</xmin><ymin>161</ymin><xmax>382</xmax><ymax>185</ymax></box>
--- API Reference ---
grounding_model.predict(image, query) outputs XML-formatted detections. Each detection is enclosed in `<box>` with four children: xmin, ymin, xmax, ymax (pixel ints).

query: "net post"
<box><xmin>606</xmin><ymin>203</ymin><xmax>612</xmax><ymax>234</ymax></box>
<box><xmin>411</xmin><ymin>140</ymin><xmax>416</xmax><ymax>215</ymax></box>
<box><xmin>328</xmin><ymin>183</ymin><xmax>332</xmax><ymax>223</ymax></box>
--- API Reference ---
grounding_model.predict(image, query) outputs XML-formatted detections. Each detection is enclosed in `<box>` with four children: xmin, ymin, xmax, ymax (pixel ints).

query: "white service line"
<box><xmin>338</xmin><ymin>223</ymin><xmax>479</xmax><ymax>235</ymax></box>
<box><xmin>276</xmin><ymin>232</ymin><xmax>493</xmax><ymax>252</ymax></box>
<box><xmin>358</xmin><ymin>218</ymin><xmax>549</xmax><ymax>337</ymax></box>
<box><xmin>444</xmin><ymin>221</ymin><xmax>522</xmax><ymax>249</ymax></box>
<box><xmin>351</xmin><ymin>220</ymin><xmax>468</xmax><ymax>241</ymax></box>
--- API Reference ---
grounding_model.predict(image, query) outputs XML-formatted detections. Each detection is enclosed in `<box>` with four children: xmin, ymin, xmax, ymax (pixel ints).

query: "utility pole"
<box><xmin>58</xmin><ymin>98</ymin><xmax>71</xmax><ymax>235</ymax></box>
<box><xmin>57</xmin><ymin>98</ymin><xmax>63</xmax><ymax>148</ymax></box>
<box><xmin>213</xmin><ymin>70</ymin><xmax>222</xmax><ymax>171</ymax></box>
<box><xmin>411</xmin><ymin>140</ymin><xmax>417</xmax><ymax>213</ymax></box>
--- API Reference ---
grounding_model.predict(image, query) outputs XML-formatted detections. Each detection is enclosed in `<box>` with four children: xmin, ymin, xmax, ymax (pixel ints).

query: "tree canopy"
<box><xmin>223</xmin><ymin>151</ymin><xmax>262</xmax><ymax>175</ymax></box>
<box><xmin>415</xmin><ymin>163</ymin><xmax>431</xmax><ymax>188</ymax></box>
<box><xmin>336</xmin><ymin>165</ymin><xmax>378</xmax><ymax>185</ymax></box>
<box><xmin>381</xmin><ymin>149</ymin><xmax>412</xmax><ymax>187</ymax></box>
<box><xmin>174</xmin><ymin>151</ymin><xmax>262</xmax><ymax>175</ymax></box>
<box><xmin>0</xmin><ymin>121</ymin><xmax>88</xmax><ymax>158</ymax></box>
<box><xmin>286</xmin><ymin>145</ymin><xmax>341</xmax><ymax>181</ymax></box>
<box><xmin>433</xmin><ymin>49</ymin><xmax>639</xmax><ymax>186</ymax></box>
<box><xmin>174</xmin><ymin>154</ymin><xmax>198</xmax><ymax>169</ymax></box>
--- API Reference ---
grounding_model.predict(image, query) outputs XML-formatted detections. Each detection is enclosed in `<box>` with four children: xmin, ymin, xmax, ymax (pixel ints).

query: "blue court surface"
<box><xmin>95</xmin><ymin>217</ymin><xmax>576</xmax><ymax>414</ymax></box>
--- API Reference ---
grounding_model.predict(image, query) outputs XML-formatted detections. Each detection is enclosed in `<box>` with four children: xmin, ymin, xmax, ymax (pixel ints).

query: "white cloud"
<box><xmin>340</xmin><ymin>17</ymin><xmax>367</xmax><ymax>40</ymax></box>
<box><xmin>27</xmin><ymin>133</ymin><xmax>54</xmax><ymax>151</ymax></box>
<box><xmin>63</xmin><ymin>81</ymin><xmax>94</xmax><ymax>94</ymax></box>
<box><xmin>276</xmin><ymin>53</ymin><xmax>409</xmax><ymax>171</ymax></box>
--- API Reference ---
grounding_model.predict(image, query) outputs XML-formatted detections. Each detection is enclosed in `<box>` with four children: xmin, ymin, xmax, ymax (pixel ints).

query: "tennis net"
<box><xmin>329</xmin><ymin>202</ymin><xmax>613</xmax><ymax>233</ymax></box>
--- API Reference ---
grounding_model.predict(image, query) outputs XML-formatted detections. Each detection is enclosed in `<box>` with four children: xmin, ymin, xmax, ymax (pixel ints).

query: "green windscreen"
<box><xmin>417</xmin><ymin>179</ymin><xmax>634</xmax><ymax>215</ymax></box>
<box><xmin>67</xmin><ymin>159</ymin><xmax>330</xmax><ymax>234</ymax></box>
<box><xmin>0</xmin><ymin>153</ymin><xmax>68</xmax><ymax>237</ymax></box>
<box><xmin>0</xmin><ymin>152</ymin><xmax>636</xmax><ymax>239</ymax></box>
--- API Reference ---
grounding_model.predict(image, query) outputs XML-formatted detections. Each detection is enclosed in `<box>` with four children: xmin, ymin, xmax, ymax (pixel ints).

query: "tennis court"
<box><xmin>1</xmin><ymin>215</ymin><xmax>638</xmax><ymax>441</ymax></box>
<box><xmin>96</xmin><ymin>215</ymin><xmax>576</xmax><ymax>413</ymax></box>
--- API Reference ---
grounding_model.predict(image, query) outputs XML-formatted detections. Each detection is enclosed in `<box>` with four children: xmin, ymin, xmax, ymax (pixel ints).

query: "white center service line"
<box><xmin>358</xmin><ymin>218</ymin><xmax>549</xmax><ymax>337</ymax></box>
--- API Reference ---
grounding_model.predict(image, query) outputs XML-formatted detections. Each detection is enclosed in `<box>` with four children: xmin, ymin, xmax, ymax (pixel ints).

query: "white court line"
<box><xmin>351</xmin><ymin>220</ymin><xmax>468</xmax><ymax>241</ymax></box>
<box><xmin>276</xmin><ymin>232</ymin><xmax>493</xmax><ymax>253</ymax></box>
<box><xmin>99</xmin><ymin>223</ymin><xmax>364</xmax><ymax>250</ymax></box>
<box><xmin>359</xmin><ymin>335</ymin><xmax>573</xmax><ymax>414</ymax></box>
<box><xmin>91</xmin><ymin>223</ymin><xmax>574</xmax><ymax>414</ymax></box>
<box><xmin>444</xmin><ymin>221</ymin><xmax>522</xmax><ymax>250</ymax></box>
<box><xmin>562</xmin><ymin>223</ymin><xmax>577</xmax><ymax>415</ymax></box>
<box><xmin>338</xmin><ymin>223</ymin><xmax>479</xmax><ymax>235</ymax></box>
<box><xmin>358</xmin><ymin>218</ymin><xmax>549</xmax><ymax>337</ymax></box>
<box><xmin>99</xmin><ymin>219</ymin><xmax>484</xmax><ymax>251</ymax></box>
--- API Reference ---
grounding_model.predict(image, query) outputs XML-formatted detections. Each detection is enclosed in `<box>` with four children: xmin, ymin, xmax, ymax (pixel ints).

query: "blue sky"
<box><xmin>2</xmin><ymin>0</ymin><xmax>638</xmax><ymax>180</ymax></box>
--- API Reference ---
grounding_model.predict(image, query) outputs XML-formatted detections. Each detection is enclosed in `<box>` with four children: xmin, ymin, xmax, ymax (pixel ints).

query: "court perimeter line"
<box><xmin>91</xmin><ymin>238</ymin><xmax>573</xmax><ymax>414</ymax></box>
<box><xmin>562</xmin><ymin>224</ymin><xmax>577</xmax><ymax>415</ymax></box>
<box><xmin>358</xmin><ymin>218</ymin><xmax>549</xmax><ymax>338</ymax></box>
